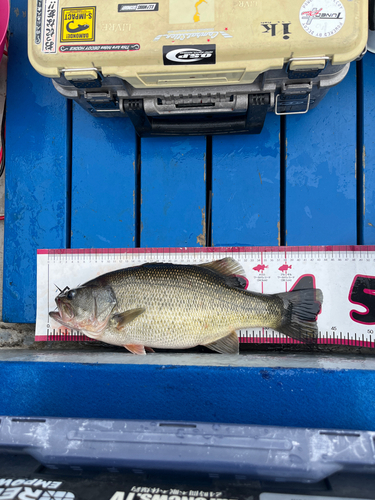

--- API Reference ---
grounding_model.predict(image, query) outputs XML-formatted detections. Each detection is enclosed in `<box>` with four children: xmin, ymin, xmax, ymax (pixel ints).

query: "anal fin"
<box><xmin>204</xmin><ymin>331</ymin><xmax>239</xmax><ymax>354</ymax></box>
<box><xmin>124</xmin><ymin>344</ymin><xmax>146</xmax><ymax>355</ymax></box>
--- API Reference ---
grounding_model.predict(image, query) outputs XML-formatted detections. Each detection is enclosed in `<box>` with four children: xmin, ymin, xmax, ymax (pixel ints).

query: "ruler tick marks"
<box><xmin>36</xmin><ymin>245</ymin><xmax>375</xmax><ymax>347</ymax></box>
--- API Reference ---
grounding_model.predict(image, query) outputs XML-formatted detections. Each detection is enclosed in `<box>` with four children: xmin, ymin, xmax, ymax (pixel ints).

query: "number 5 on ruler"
<box><xmin>349</xmin><ymin>275</ymin><xmax>375</xmax><ymax>325</ymax></box>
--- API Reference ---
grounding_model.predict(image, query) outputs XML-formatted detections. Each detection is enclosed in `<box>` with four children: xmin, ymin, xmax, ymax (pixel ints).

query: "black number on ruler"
<box><xmin>349</xmin><ymin>275</ymin><xmax>375</xmax><ymax>325</ymax></box>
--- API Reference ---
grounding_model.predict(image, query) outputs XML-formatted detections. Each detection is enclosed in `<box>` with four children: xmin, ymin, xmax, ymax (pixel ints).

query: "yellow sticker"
<box><xmin>169</xmin><ymin>0</ymin><xmax>215</xmax><ymax>24</ymax></box>
<box><xmin>61</xmin><ymin>7</ymin><xmax>96</xmax><ymax>43</ymax></box>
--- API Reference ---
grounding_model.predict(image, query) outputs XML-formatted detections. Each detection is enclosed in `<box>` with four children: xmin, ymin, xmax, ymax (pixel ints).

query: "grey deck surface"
<box><xmin>2</xmin><ymin>349</ymin><xmax>375</xmax><ymax>370</ymax></box>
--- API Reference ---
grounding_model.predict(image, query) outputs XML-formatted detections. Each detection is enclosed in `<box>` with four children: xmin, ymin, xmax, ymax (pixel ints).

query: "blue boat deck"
<box><xmin>5</xmin><ymin>5</ymin><xmax>375</xmax><ymax>323</ymax></box>
<box><xmin>2</xmin><ymin>1</ymin><xmax>375</xmax><ymax>429</ymax></box>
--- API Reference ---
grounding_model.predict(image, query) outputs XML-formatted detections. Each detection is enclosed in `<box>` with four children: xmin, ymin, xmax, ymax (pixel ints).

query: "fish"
<box><xmin>279</xmin><ymin>264</ymin><xmax>292</xmax><ymax>272</ymax></box>
<box><xmin>253</xmin><ymin>264</ymin><xmax>268</xmax><ymax>272</ymax></box>
<box><xmin>66</xmin><ymin>22</ymin><xmax>90</xmax><ymax>33</ymax></box>
<box><xmin>49</xmin><ymin>258</ymin><xmax>323</xmax><ymax>355</ymax></box>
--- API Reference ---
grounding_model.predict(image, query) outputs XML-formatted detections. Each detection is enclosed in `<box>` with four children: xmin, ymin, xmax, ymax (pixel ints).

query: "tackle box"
<box><xmin>27</xmin><ymin>0</ymin><xmax>368</xmax><ymax>136</ymax></box>
<box><xmin>2</xmin><ymin>417</ymin><xmax>375</xmax><ymax>500</ymax></box>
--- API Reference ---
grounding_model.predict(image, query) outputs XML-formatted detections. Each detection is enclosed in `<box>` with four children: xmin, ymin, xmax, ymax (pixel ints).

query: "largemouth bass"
<box><xmin>49</xmin><ymin>258</ymin><xmax>323</xmax><ymax>355</ymax></box>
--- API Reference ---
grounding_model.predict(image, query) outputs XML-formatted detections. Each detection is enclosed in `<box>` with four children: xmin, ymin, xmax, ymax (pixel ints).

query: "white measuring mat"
<box><xmin>36</xmin><ymin>246</ymin><xmax>375</xmax><ymax>347</ymax></box>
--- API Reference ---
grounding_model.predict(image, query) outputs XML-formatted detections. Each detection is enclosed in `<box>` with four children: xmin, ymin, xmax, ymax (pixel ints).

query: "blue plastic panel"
<box><xmin>363</xmin><ymin>53</ymin><xmax>375</xmax><ymax>244</ymax></box>
<box><xmin>1</xmin><ymin>361</ymin><xmax>375</xmax><ymax>431</ymax></box>
<box><xmin>71</xmin><ymin>105</ymin><xmax>136</xmax><ymax>248</ymax></box>
<box><xmin>3</xmin><ymin>0</ymin><xmax>68</xmax><ymax>322</ymax></box>
<box><xmin>285</xmin><ymin>64</ymin><xmax>357</xmax><ymax>246</ymax></box>
<box><xmin>1</xmin><ymin>416</ymin><xmax>375</xmax><ymax>481</ymax></box>
<box><xmin>212</xmin><ymin>114</ymin><xmax>281</xmax><ymax>247</ymax></box>
<box><xmin>141</xmin><ymin>137</ymin><xmax>206</xmax><ymax>247</ymax></box>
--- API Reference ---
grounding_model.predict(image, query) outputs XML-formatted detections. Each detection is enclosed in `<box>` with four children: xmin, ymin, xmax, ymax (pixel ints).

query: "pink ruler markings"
<box><xmin>38</xmin><ymin>245</ymin><xmax>375</xmax><ymax>255</ymax></box>
<box><xmin>40</xmin><ymin>245</ymin><xmax>375</xmax><ymax>345</ymax></box>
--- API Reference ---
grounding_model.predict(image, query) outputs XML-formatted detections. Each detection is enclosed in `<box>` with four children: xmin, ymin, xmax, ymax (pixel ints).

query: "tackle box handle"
<box><xmin>121</xmin><ymin>95</ymin><xmax>270</xmax><ymax>137</ymax></box>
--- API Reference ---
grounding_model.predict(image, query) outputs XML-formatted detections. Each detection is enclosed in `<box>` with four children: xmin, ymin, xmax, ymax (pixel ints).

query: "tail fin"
<box><xmin>275</xmin><ymin>288</ymin><xmax>323</xmax><ymax>342</ymax></box>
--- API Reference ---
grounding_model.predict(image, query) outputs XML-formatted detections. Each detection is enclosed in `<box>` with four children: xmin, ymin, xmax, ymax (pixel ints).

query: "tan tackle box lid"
<box><xmin>28</xmin><ymin>0</ymin><xmax>368</xmax><ymax>88</ymax></box>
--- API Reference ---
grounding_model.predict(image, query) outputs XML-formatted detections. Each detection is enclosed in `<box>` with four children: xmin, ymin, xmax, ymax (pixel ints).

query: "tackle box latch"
<box><xmin>60</xmin><ymin>67</ymin><xmax>103</xmax><ymax>89</ymax></box>
<box><xmin>275</xmin><ymin>82</ymin><xmax>313</xmax><ymax>116</ymax></box>
<box><xmin>286</xmin><ymin>56</ymin><xmax>330</xmax><ymax>79</ymax></box>
<box><xmin>84</xmin><ymin>91</ymin><xmax>119</xmax><ymax>112</ymax></box>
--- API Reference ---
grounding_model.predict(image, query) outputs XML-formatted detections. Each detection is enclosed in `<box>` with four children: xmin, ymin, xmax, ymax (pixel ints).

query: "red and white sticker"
<box><xmin>299</xmin><ymin>0</ymin><xmax>345</xmax><ymax>38</ymax></box>
<box><xmin>59</xmin><ymin>43</ymin><xmax>140</xmax><ymax>52</ymax></box>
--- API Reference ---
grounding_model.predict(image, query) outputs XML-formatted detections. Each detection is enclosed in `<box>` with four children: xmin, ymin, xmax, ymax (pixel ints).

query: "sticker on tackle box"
<box><xmin>299</xmin><ymin>0</ymin><xmax>345</xmax><ymax>38</ymax></box>
<box><xmin>169</xmin><ymin>0</ymin><xmax>215</xmax><ymax>24</ymax></box>
<box><xmin>118</xmin><ymin>3</ymin><xmax>159</xmax><ymax>11</ymax></box>
<box><xmin>35</xmin><ymin>0</ymin><xmax>43</xmax><ymax>45</ymax></box>
<box><xmin>60</xmin><ymin>6</ymin><xmax>96</xmax><ymax>43</ymax></box>
<box><xmin>42</xmin><ymin>0</ymin><xmax>59</xmax><ymax>53</ymax></box>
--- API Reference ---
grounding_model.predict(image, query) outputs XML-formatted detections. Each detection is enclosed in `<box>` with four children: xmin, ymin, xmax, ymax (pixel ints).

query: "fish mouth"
<box><xmin>49</xmin><ymin>310</ymin><xmax>73</xmax><ymax>329</ymax></box>
<box><xmin>49</xmin><ymin>310</ymin><xmax>64</xmax><ymax>323</ymax></box>
<box><xmin>49</xmin><ymin>299</ymin><xmax>110</xmax><ymax>335</ymax></box>
<box><xmin>49</xmin><ymin>298</ymin><xmax>75</xmax><ymax>327</ymax></box>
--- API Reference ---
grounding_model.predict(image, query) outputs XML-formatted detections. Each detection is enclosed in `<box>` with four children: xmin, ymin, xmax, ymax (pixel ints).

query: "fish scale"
<box><xmin>49</xmin><ymin>259</ymin><xmax>323</xmax><ymax>354</ymax></box>
<box><xmin>90</xmin><ymin>264</ymin><xmax>284</xmax><ymax>348</ymax></box>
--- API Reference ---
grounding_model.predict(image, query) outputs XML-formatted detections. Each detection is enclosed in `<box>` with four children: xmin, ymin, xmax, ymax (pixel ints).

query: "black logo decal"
<box><xmin>66</xmin><ymin>21</ymin><xmax>90</xmax><ymax>33</ymax></box>
<box><xmin>261</xmin><ymin>22</ymin><xmax>291</xmax><ymax>39</ymax></box>
<box><xmin>163</xmin><ymin>45</ymin><xmax>216</xmax><ymax>65</ymax></box>
<box><xmin>118</xmin><ymin>3</ymin><xmax>159</xmax><ymax>11</ymax></box>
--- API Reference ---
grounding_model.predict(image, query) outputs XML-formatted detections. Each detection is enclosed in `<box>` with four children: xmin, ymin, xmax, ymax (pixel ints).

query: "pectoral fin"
<box><xmin>124</xmin><ymin>344</ymin><xmax>146</xmax><ymax>355</ymax></box>
<box><xmin>112</xmin><ymin>308</ymin><xmax>145</xmax><ymax>331</ymax></box>
<box><xmin>204</xmin><ymin>331</ymin><xmax>239</xmax><ymax>354</ymax></box>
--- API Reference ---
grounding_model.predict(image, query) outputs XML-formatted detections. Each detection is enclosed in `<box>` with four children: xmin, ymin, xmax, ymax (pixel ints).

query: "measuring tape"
<box><xmin>36</xmin><ymin>246</ymin><xmax>375</xmax><ymax>347</ymax></box>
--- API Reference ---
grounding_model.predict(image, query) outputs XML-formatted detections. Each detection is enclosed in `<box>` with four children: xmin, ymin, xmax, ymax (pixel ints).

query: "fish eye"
<box><xmin>66</xmin><ymin>290</ymin><xmax>76</xmax><ymax>300</ymax></box>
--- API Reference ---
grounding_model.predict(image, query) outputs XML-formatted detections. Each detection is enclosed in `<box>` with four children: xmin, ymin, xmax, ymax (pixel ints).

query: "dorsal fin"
<box><xmin>199</xmin><ymin>257</ymin><xmax>245</xmax><ymax>277</ymax></box>
<box><xmin>199</xmin><ymin>258</ymin><xmax>248</xmax><ymax>290</ymax></box>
